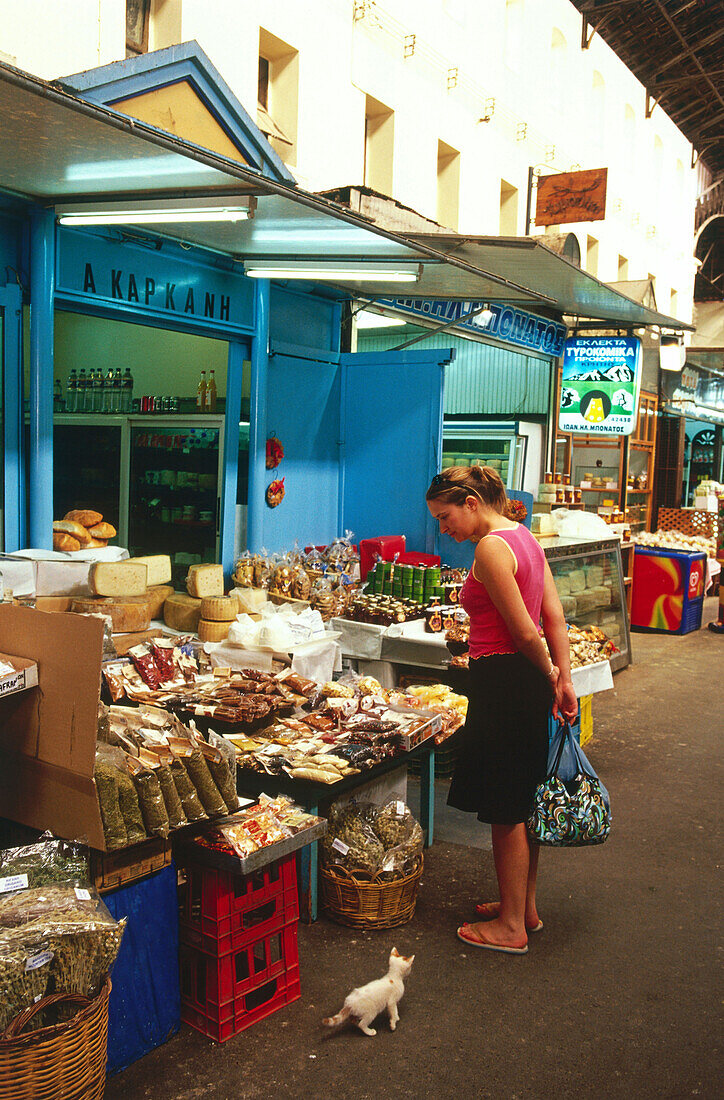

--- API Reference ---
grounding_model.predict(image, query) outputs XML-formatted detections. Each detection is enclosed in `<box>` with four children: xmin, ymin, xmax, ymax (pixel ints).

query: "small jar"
<box><xmin>554</xmin><ymin>472</ymin><xmax>563</xmax><ymax>484</ymax></box>
<box><xmin>544</xmin><ymin>471</ymin><xmax>554</xmax><ymax>485</ymax></box>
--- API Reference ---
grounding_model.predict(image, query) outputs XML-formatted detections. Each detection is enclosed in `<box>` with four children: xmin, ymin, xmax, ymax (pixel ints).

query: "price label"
<box><xmin>396</xmin><ymin>801</ymin><xmax>406</xmax><ymax>817</ymax></box>
<box><xmin>0</xmin><ymin>873</ymin><xmax>28</xmax><ymax>894</ymax></box>
<box><xmin>25</xmin><ymin>951</ymin><xmax>54</xmax><ymax>972</ymax></box>
<box><xmin>74</xmin><ymin>887</ymin><xmax>91</xmax><ymax>901</ymax></box>
<box><xmin>331</xmin><ymin>838</ymin><xmax>350</xmax><ymax>856</ymax></box>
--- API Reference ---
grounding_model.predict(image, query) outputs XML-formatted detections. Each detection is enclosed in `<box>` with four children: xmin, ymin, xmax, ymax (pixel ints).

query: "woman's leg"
<box><xmin>465</xmin><ymin>823</ymin><xmax>529</xmax><ymax>945</ymax></box>
<box><xmin>478</xmin><ymin>834</ymin><xmax>541</xmax><ymax>928</ymax></box>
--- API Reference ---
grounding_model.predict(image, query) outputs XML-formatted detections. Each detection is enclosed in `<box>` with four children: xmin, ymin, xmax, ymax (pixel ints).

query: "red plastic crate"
<box><xmin>178</xmin><ymin>856</ymin><xmax>299</xmax><ymax>955</ymax></box>
<box><xmin>180</xmin><ymin>924</ymin><xmax>300</xmax><ymax>1042</ymax></box>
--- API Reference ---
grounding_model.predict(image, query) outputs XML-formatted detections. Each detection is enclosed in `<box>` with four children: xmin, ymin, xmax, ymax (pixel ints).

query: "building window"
<box><xmin>437</xmin><ymin>141</ymin><xmax>460</xmax><ymax>230</ymax></box>
<box><xmin>126</xmin><ymin>0</ymin><xmax>150</xmax><ymax>56</ymax></box>
<box><xmin>258</xmin><ymin>28</ymin><xmax>299</xmax><ymax>167</ymax></box>
<box><xmin>587</xmin><ymin>235</ymin><xmax>599</xmax><ymax>277</ymax></box>
<box><xmin>500</xmin><ymin>179</ymin><xmax>518</xmax><ymax>235</ymax></box>
<box><xmin>618</xmin><ymin>255</ymin><xmax>629</xmax><ymax>280</ymax></box>
<box><xmin>364</xmin><ymin>94</ymin><xmax>394</xmax><ymax>195</ymax></box>
<box><xmin>591</xmin><ymin>71</ymin><xmax>605</xmax><ymax>141</ymax></box>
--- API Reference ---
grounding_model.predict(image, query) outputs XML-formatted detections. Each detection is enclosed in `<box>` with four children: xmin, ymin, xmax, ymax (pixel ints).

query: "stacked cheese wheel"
<box><xmin>53</xmin><ymin>509</ymin><xmax>116</xmax><ymax>552</ymax></box>
<box><xmin>70</xmin><ymin>555</ymin><xmax>174</xmax><ymax>632</ymax></box>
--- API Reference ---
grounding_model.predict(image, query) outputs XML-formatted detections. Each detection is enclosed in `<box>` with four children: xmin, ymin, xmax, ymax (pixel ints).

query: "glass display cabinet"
<box><xmin>442</xmin><ymin>422</ymin><xmax>528</xmax><ymax>489</ymax></box>
<box><xmin>541</xmin><ymin>537</ymin><xmax>631</xmax><ymax>672</ymax></box>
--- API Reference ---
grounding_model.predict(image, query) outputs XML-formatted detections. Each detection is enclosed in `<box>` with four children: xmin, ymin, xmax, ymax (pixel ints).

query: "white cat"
<box><xmin>322</xmin><ymin>947</ymin><xmax>415</xmax><ymax>1037</ymax></box>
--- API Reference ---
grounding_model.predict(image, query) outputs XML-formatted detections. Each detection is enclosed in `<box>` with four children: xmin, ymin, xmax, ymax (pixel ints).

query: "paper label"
<box><xmin>396</xmin><ymin>800</ymin><xmax>406</xmax><ymax>817</ymax></box>
<box><xmin>25</xmin><ymin>950</ymin><xmax>54</xmax><ymax>972</ymax></box>
<box><xmin>0</xmin><ymin>671</ymin><xmax>23</xmax><ymax>695</ymax></box>
<box><xmin>34</xmin><ymin>994</ymin><xmax>43</xmax><ymax>1003</ymax></box>
<box><xmin>74</xmin><ymin>887</ymin><xmax>91</xmax><ymax>901</ymax></box>
<box><xmin>0</xmin><ymin>873</ymin><xmax>28</xmax><ymax>894</ymax></box>
<box><xmin>331</xmin><ymin>838</ymin><xmax>350</xmax><ymax>855</ymax></box>
<box><xmin>382</xmin><ymin>856</ymin><xmax>395</xmax><ymax>872</ymax></box>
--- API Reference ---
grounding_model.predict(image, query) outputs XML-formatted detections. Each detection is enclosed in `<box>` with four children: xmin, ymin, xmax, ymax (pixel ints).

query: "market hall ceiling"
<box><xmin>571</xmin><ymin>0</ymin><xmax>724</xmax><ymax>177</ymax></box>
<box><xmin>0</xmin><ymin>60</ymin><xmax>688</xmax><ymax>329</ymax></box>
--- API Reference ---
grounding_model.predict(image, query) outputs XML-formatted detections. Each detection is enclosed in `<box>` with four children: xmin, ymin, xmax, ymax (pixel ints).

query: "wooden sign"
<box><xmin>535</xmin><ymin>167</ymin><xmax>608</xmax><ymax>226</ymax></box>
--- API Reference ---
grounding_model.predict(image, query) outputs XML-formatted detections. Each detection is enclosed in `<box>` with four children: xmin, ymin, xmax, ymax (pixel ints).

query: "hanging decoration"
<box><xmin>266</xmin><ymin>435</ymin><xmax>284</xmax><ymax>469</ymax></box>
<box><xmin>266</xmin><ymin>477</ymin><xmax>286</xmax><ymax>508</ymax></box>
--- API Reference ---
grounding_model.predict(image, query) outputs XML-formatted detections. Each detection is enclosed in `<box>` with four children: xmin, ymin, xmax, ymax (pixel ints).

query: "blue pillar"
<box><xmin>28</xmin><ymin>209</ymin><xmax>55</xmax><ymax>549</ymax></box>
<box><xmin>247</xmin><ymin>279</ymin><xmax>270</xmax><ymax>552</ymax></box>
<box><xmin>1</xmin><ymin>283</ymin><xmax>25</xmax><ymax>551</ymax></box>
<box><xmin>219</xmin><ymin>340</ymin><xmax>246</xmax><ymax>579</ymax></box>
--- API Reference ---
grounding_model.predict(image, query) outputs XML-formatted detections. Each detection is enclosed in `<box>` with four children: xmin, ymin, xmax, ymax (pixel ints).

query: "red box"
<box><xmin>180</xmin><ymin>924</ymin><xmax>301</xmax><ymax>1042</ymax></box>
<box><xmin>177</xmin><ymin>853</ymin><xmax>298</xmax><ymax>930</ymax></box>
<box><xmin>359</xmin><ymin>536</ymin><xmax>406</xmax><ymax>581</ymax></box>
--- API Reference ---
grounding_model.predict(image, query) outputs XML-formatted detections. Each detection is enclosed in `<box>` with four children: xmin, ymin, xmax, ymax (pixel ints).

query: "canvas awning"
<box><xmin>0</xmin><ymin>60</ymin><xmax>690</xmax><ymax>330</ymax></box>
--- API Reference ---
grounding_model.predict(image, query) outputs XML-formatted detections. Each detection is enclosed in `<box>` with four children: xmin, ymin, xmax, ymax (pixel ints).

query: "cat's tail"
<box><xmin>322</xmin><ymin>1005</ymin><xmax>353</xmax><ymax>1028</ymax></box>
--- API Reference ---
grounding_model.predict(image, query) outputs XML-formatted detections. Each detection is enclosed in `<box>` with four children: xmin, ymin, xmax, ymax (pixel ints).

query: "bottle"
<box><xmin>112</xmin><ymin>368</ymin><xmax>123</xmax><ymax>414</ymax></box>
<box><xmin>53</xmin><ymin>377</ymin><xmax>63</xmax><ymax>413</ymax></box>
<box><xmin>122</xmin><ymin>368</ymin><xmax>133</xmax><ymax>413</ymax></box>
<box><xmin>93</xmin><ymin>369</ymin><xmax>104</xmax><ymax>414</ymax></box>
<box><xmin>196</xmin><ymin>370</ymin><xmax>206</xmax><ymax>412</ymax></box>
<box><xmin>67</xmin><ymin>369</ymin><xmax>77</xmax><ymax>413</ymax></box>
<box><xmin>77</xmin><ymin>369</ymin><xmax>87</xmax><ymax>413</ymax></box>
<box><xmin>204</xmin><ymin>369</ymin><xmax>217</xmax><ymax>413</ymax></box>
<box><xmin>103</xmin><ymin>368</ymin><xmax>114</xmax><ymax>413</ymax></box>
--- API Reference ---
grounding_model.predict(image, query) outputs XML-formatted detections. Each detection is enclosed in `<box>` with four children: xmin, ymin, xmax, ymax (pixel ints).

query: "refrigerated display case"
<box><xmin>541</xmin><ymin>536</ymin><xmax>631</xmax><ymax>671</ymax></box>
<box><xmin>52</xmin><ymin>415</ymin><xmax>227</xmax><ymax>586</ymax></box>
<box><xmin>442</xmin><ymin>421</ymin><xmax>528</xmax><ymax>489</ymax></box>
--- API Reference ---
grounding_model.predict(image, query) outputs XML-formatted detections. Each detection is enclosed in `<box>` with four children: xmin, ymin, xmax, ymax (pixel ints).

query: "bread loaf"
<box><xmin>53</xmin><ymin>520</ymin><xmax>93</xmax><ymax>547</ymax></box>
<box><xmin>186</xmin><ymin>564</ymin><xmax>224</xmax><ymax>599</ymax></box>
<box><xmin>197</xmin><ymin>618</ymin><xmax>231</xmax><ymax>642</ymax></box>
<box><xmin>128</xmin><ymin>555</ymin><xmax>172</xmax><ymax>586</ymax></box>
<box><xmin>70</xmin><ymin>595</ymin><xmax>152</xmax><ymax>632</ymax></box>
<box><xmin>89</xmin><ymin>561</ymin><xmax>148</xmax><ymax>597</ymax></box>
<box><xmin>146</xmin><ymin>584</ymin><xmax>175</xmax><ymax>619</ymax></box>
<box><xmin>64</xmin><ymin>509</ymin><xmax>103</xmax><ymax>528</ymax></box>
<box><xmin>85</xmin><ymin>538</ymin><xmax>108</xmax><ymax>548</ymax></box>
<box><xmin>163</xmin><ymin>593</ymin><xmax>202</xmax><ymax>632</ymax></box>
<box><xmin>200</xmin><ymin>596</ymin><xmax>238</xmax><ymax>622</ymax></box>
<box><xmin>88</xmin><ymin>521</ymin><xmax>116</xmax><ymax>540</ymax></box>
<box><xmin>52</xmin><ymin>532</ymin><xmax>81</xmax><ymax>553</ymax></box>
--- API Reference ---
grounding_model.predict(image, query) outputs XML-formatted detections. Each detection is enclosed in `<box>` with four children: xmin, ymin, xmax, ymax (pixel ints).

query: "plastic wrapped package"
<box><xmin>0</xmin><ymin>835</ymin><xmax>89</xmax><ymax>889</ymax></box>
<box><xmin>327</xmin><ymin>530</ymin><xmax>357</xmax><ymax>569</ymax></box>
<box><xmin>155</xmin><ymin>763</ymin><xmax>188</xmax><ymax>829</ymax></box>
<box><xmin>169</xmin><ymin>758</ymin><xmax>208</xmax><ymax>823</ymax></box>
<box><xmin>95</xmin><ymin>745</ymin><xmax>147</xmax><ymax>848</ymax></box>
<box><xmin>252</xmin><ymin>550</ymin><xmax>273</xmax><ymax>590</ymax></box>
<box><xmin>0</xmin><ymin>885</ymin><xmax>125</xmax><ymax>1010</ymax></box>
<box><xmin>375</xmin><ymin>801</ymin><xmax>424</xmax><ymax>876</ymax></box>
<box><xmin>94</xmin><ymin>751</ymin><xmax>128</xmax><ymax>851</ymax></box>
<box><xmin>208</xmin><ymin>731</ymin><xmax>240</xmax><ymax>812</ymax></box>
<box><xmin>269</xmin><ymin>557</ymin><xmax>294</xmax><ymax>598</ymax></box>
<box><xmin>0</xmin><ymin>926</ymin><xmax>53</xmax><ymax>1031</ymax></box>
<box><xmin>233</xmin><ymin>550</ymin><xmax>255</xmax><ymax>588</ymax></box>
<box><xmin>182</xmin><ymin>746</ymin><xmax>227</xmax><ymax>816</ymax></box>
<box><xmin>129</xmin><ymin>763</ymin><xmax>170</xmax><ymax>839</ymax></box>
<box><xmin>322</xmin><ymin>801</ymin><xmax>385</xmax><ymax>875</ymax></box>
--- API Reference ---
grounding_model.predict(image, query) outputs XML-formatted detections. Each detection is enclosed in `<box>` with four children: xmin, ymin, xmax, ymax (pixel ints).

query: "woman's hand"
<box><xmin>552</xmin><ymin>675</ymin><xmax>578</xmax><ymax>723</ymax></box>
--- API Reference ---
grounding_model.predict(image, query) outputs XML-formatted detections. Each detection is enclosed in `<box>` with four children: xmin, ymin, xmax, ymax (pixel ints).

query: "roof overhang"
<box><xmin>0</xmin><ymin>61</ymin><xmax>690</xmax><ymax>331</ymax></box>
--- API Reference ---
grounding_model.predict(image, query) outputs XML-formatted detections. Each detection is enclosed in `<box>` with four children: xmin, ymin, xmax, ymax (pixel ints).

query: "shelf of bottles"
<box><xmin>58</xmin><ymin>367</ymin><xmax>134</xmax><ymax>415</ymax></box>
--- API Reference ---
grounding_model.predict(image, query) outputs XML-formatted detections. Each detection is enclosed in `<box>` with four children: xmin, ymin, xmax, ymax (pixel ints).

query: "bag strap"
<box><xmin>548</xmin><ymin>720</ymin><xmax>572</xmax><ymax>779</ymax></box>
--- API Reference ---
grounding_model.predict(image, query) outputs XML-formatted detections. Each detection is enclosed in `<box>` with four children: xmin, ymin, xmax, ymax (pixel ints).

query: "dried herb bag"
<box><xmin>184</xmin><ymin>748</ymin><xmax>227</xmax><ymax>816</ymax></box>
<box><xmin>94</xmin><ymin>758</ymin><xmax>128</xmax><ymax>851</ymax></box>
<box><xmin>132</xmin><ymin>769</ymin><xmax>170</xmax><ymax>838</ymax></box>
<box><xmin>157</xmin><ymin>763</ymin><xmax>188</xmax><ymax>829</ymax></box>
<box><xmin>115</xmin><ymin>769</ymin><xmax>148</xmax><ymax>845</ymax></box>
<box><xmin>170</xmin><ymin>759</ymin><xmax>207</xmax><ymax>823</ymax></box>
<box><xmin>206</xmin><ymin>755</ymin><xmax>238</xmax><ymax>813</ymax></box>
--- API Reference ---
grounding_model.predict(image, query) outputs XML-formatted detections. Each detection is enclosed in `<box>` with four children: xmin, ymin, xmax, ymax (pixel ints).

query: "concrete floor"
<box><xmin>105</xmin><ymin>602</ymin><xmax>723</xmax><ymax>1100</ymax></box>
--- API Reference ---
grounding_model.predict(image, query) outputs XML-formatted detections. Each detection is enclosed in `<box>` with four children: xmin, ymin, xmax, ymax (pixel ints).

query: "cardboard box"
<box><xmin>0</xmin><ymin>604</ymin><xmax>107</xmax><ymax>849</ymax></box>
<box><xmin>0</xmin><ymin>653</ymin><xmax>39</xmax><ymax>697</ymax></box>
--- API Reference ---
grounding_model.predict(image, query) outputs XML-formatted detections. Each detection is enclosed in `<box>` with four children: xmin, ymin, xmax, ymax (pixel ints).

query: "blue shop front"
<box><xmin>0</xmin><ymin>47</ymin><xmax>458</xmax><ymax>579</ymax></box>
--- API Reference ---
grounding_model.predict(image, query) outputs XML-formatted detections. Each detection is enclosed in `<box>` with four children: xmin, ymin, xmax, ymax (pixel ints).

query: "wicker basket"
<box><xmin>320</xmin><ymin>857</ymin><xmax>423</xmax><ymax>930</ymax></box>
<box><xmin>0</xmin><ymin>979</ymin><xmax>111</xmax><ymax>1100</ymax></box>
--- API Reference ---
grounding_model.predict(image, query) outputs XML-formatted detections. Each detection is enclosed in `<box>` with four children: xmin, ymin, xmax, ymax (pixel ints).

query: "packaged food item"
<box><xmin>127</xmin><ymin>757</ymin><xmax>170</xmax><ymax>838</ymax></box>
<box><xmin>128</xmin><ymin>644</ymin><xmax>162</xmax><ymax>690</ymax></box>
<box><xmin>94</xmin><ymin>751</ymin><xmax>129</xmax><ymax>851</ymax></box>
<box><xmin>169</xmin><ymin>757</ymin><xmax>208</xmax><ymax>823</ymax></box>
<box><xmin>233</xmin><ymin>551</ymin><xmax>255</xmax><ymax>588</ymax></box>
<box><xmin>172</xmin><ymin>741</ymin><xmax>227</xmax><ymax>817</ymax></box>
<box><xmin>155</xmin><ymin>762</ymin><xmax>188</xmax><ymax>829</ymax></box>
<box><xmin>0</xmin><ymin>836</ymin><xmax>89</xmax><ymax>890</ymax></box>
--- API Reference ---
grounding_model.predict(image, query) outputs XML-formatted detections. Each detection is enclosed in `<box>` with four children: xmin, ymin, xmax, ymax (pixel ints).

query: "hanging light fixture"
<box><xmin>660</xmin><ymin>334</ymin><xmax>685</xmax><ymax>372</ymax></box>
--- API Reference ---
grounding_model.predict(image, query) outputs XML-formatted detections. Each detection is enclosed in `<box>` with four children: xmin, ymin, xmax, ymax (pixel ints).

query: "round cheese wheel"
<box><xmin>70</xmin><ymin>595</ymin><xmax>151</xmax><ymax>633</ymax></box>
<box><xmin>197</xmin><ymin>618</ymin><xmax>231</xmax><ymax>642</ymax></box>
<box><xmin>163</xmin><ymin>593</ymin><xmax>202</xmax><ymax>633</ymax></box>
<box><xmin>200</xmin><ymin>596</ymin><xmax>238</xmax><ymax>622</ymax></box>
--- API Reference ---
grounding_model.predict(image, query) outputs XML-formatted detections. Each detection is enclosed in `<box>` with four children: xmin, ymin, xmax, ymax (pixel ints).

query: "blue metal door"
<box><xmin>339</xmin><ymin>348</ymin><xmax>453</xmax><ymax>553</ymax></box>
<box><xmin>1</xmin><ymin>284</ymin><xmax>24</xmax><ymax>551</ymax></box>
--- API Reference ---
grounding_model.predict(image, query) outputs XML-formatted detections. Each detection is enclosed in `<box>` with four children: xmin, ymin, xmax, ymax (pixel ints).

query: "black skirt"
<box><xmin>447</xmin><ymin>653</ymin><xmax>551</xmax><ymax>825</ymax></box>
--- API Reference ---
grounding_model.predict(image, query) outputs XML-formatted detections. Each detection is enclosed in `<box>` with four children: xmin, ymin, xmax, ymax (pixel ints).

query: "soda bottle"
<box><xmin>77</xmin><ymin>369</ymin><xmax>87</xmax><ymax>413</ymax></box>
<box><xmin>204</xmin><ymin>369</ymin><xmax>217</xmax><ymax>413</ymax></box>
<box><xmin>196</xmin><ymin>370</ymin><xmax>206</xmax><ymax>412</ymax></box>
<box><xmin>103</xmin><ymin>369</ymin><xmax>114</xmax><ymax>413</ymax></box>
<box><xmin>112</xmin><ymin>368</ymin><xmax>123</xmax><ymax>414</ymax></box>
<box><xmin>93</xmin><ymin>369</ymin><xmax>104</xmax><ymax>414</ymax></box>
<box><xmin>122</xmin><ymin>368</ymin><xmax>133</xmax><ymax>413</ymax></box>
<box><xmin>67</xmin><ymin>370</ymin><xmax>77</xmax><ymax>413</ymax></box>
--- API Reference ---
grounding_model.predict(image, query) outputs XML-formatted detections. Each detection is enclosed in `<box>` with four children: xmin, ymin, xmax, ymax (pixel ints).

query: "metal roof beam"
<box><xmin>648</xmin><ymin>0</ymin><xmax>724</xmax><ymax>105</ymax></box>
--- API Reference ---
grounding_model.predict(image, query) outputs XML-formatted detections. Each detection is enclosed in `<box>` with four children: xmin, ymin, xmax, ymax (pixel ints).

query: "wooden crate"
<box><xmin>657</xmin><ymin>507</ymin><xmax>718</xmax><ymax>540</ymax></box>
<box><xmin>90</xmin><ymin>836</ymin><xmax>172</xmax><ymax>894</ymax></box>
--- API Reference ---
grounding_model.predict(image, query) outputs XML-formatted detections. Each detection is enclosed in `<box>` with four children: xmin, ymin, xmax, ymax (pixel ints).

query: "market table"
<box><xmin>235</xmin><ymin>737</ymin><xmax>437</xmax><ymax>921</ymax></box>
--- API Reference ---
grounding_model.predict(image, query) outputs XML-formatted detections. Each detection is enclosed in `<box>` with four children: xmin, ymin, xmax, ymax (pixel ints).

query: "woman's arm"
<box><xmin>473</xmin><ymin>538</ymin><xmax>557</xmax><ymax>685</ymax></box>
<box><xmin>540</xmin><ymin>562</ymin><xmax>578</xmax><ymax>722</ymax></box>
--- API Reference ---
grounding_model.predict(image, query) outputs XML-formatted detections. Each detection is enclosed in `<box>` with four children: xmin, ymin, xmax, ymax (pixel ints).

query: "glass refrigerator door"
<box><xmin>129</xmin><ymin>418</ymin><xmax>223</xmax><ymax>585</ymax></box>
<box><xmin>53</xmin><ymin>417</ymin><xmax>124</xmax><ymax>533</ymax></box>
<box><xmin>442</xmin><ymin>425</ymin><xmax>527</xmax><ymax>489</ymax></box>
<box><xmin>547</xmin><ymin>542</ymin><xmax>631</xmax><ymax>671</ymax></box>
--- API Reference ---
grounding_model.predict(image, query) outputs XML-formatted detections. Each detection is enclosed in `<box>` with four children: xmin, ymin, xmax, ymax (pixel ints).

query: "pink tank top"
<box><xmin>460</xmin><ymin>525</ymin><xmax>546</xmax><ymax>659</ymax></box>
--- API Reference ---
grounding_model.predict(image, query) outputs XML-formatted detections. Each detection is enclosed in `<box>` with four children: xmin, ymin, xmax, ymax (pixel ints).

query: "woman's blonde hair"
<box><xmin>426</xmin><ymin>465</ymin><xmax>508</xmax><ymax>514</ymax></box>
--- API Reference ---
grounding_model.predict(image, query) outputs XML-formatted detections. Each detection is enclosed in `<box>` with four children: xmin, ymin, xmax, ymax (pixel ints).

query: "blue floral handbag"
<box><xmin>527</xmin><ymin>721</ymin><xmax>612</xmax><ymax>847</ymax></box>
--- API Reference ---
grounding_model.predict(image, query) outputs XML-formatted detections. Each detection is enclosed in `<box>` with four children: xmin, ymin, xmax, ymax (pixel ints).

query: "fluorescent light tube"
<box><xmin>355</xmin><ymin>311</ymin><xmax>407</xmax><ymax>329</ymax></box>
<box><xmin>58</xmin><ymin>208</ymin><xmax>249</xmax><ymax>226</ymax></box>
<box><xmin>244</xmin><ymin>265</ymin><xmax>420</xmax><ymax>282</ymax></box>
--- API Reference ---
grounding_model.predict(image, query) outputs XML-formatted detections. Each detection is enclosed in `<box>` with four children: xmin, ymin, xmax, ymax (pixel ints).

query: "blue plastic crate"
<box><xmin>104</xmin><ymin>863</ymin><xmax>181</xmax><ymax>1076</ymax></box>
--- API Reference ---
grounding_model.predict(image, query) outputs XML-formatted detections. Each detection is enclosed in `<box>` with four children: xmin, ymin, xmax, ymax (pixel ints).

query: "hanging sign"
<box><xmin>558</xmin><ymin>336</ymin><xmax>642</xmax><ymax>435</ymax></box>
<box><xmin>535</xmin><ymin>168</ymin><xmax>608</xmax><ymax>227</ymax></box>
<box><xmin>378</xmin><ymin>298</ymin><xmax>567</xmax><ymax>357</ymax></box>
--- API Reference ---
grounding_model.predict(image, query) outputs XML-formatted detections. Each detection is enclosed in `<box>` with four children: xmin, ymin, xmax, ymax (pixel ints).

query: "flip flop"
<box><xmin>456</xmin><ymin>924</ymin><xmax>528</xmax><ymax>955</ymax></box>
<box><xmin>475</xmin><ymin>902</ymin><xmax>543</xmax><ymax>933</ymax></box>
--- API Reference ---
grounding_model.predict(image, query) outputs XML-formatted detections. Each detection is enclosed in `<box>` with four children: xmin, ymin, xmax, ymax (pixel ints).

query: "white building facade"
<box><xmin>0</xmin><ymin>0</ymin><xmax>698</xmax><ymax>320</ymax></box>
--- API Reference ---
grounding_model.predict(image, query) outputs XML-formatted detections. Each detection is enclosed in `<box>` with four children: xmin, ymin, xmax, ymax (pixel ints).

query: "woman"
<box><xmin>426</xmin><ymin>465</ymin><xmax>578</xmax><ymax>955</ymax></box>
